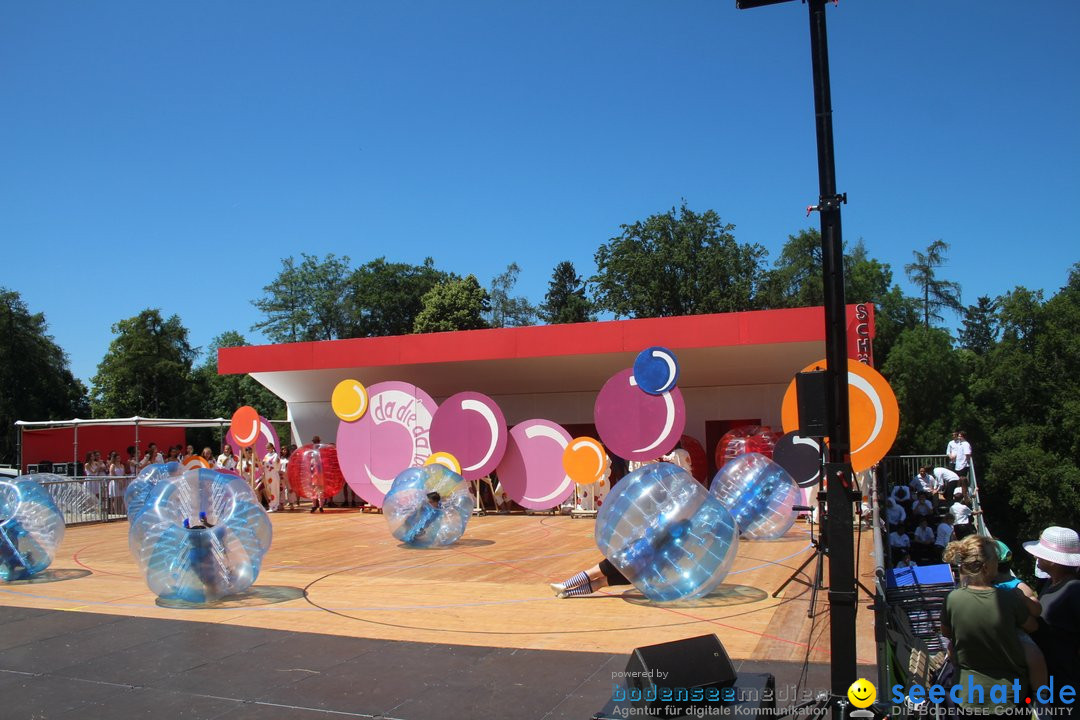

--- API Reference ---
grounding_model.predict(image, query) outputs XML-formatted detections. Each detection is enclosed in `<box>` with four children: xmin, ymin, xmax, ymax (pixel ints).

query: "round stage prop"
<box><xmin>129</xmin><ymin>467</ymin><xmax>272</xmax><ymax>603</ymax></box>
<box><xmin>594</xmin><ymin>368</ymin><xmax>686</xmax><ymax>464</ymax></box>
<box><xmin>709</xmin><ymin>453</ymin><xmax>800</xmax><ymax>540</ymax></box>
<box><xmin>0</xmin><ymin>475</ymin><xmax>65</xmax><ymax>581</ymax></box>
<box><xmin>286</xmin><ymin>443</ymin><xmax>345</xmax><ymax>500</ymax></box>
<box><xmin>595</xmin><ymin>462</ymin><xmax>739</xmax><ymax>602</ymax></box>
<box><xmin>383</xmin><ymin>465</ymin><xmax>474</xmax><ymax>547</ymax></box>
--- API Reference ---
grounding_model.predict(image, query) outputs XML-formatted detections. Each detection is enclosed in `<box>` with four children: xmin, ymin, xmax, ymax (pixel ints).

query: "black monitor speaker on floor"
<box><xmin>624</xmin><ymin>634</ymin><xmax>737</xmax><ymax>717</ymax></box>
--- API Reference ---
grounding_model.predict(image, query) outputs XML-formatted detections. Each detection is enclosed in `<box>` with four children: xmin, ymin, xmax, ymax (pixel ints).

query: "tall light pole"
<box><xmin>736</xmin><ymin>0</ymin><xmax>858</xmax><ymax>715</ymax></box>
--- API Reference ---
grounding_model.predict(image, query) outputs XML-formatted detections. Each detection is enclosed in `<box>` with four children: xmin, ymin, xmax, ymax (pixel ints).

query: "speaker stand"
<box><xmin>772</xmin><ymin>537</ymin><xmax>828</xmax><ymax>618</ymax></box>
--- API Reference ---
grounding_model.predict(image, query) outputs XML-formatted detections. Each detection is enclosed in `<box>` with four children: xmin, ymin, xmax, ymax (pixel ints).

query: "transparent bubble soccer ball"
<box><xmin>383</xmin><ymin>465</ymin><xmax>474</xmax><ymax>547</ymax></box>
<box><xmin>595</xmin><ymin>462</ymin><xmax>739</xmax><ymax>601</ymax></box>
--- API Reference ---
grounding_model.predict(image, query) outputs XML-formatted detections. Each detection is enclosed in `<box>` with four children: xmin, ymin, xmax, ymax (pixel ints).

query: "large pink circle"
<box><xmin>593</xmin><ymin>368</ymin><xmax>686</xmax><ymax>462</ymax></box>
<box><xmin>430</xmin><ymin>391</ymin><xmax>508</xmax><ymax>481</ymax></box>
<box><xmin>337</xmin><ymin>381</ymin><xmax>438</xmax><ymax>507</ymax></box>
<box><xmin>495</xmin><ymin>419</ymin><xmax>574</xmax><ymax>511</ymax></box>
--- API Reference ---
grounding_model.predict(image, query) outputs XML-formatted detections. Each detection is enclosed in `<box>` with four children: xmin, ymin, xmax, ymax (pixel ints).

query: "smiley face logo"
<box><xmin>847</xmin><ymin>678</ymin><xmax>876</xmax><ymax>709</ymax></box>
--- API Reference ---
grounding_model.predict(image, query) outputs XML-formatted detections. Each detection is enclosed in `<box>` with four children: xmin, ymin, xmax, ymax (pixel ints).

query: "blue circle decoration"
<box><xmin>632</xmin><ymin>346</ymin><xmax>680</xmax><ymax>395</ymax></box>
<box><xmin>129</xmin><ymin>465</ymin><xmax>272</xmax><ymax>603</ymax></box>
<box><xmin>595</xmin><ymin>462</ymin><xmax>739</xmax><ymax>601</ymax></box>
<box><xmin>1</xmin><ymin>475</ymin><xmax>65</xmax><ymax>581</ymax></box>
<box><xmin>384</xmin><ymin>465</ymin><xmax>474</xmax><ymax>547</ymax></box>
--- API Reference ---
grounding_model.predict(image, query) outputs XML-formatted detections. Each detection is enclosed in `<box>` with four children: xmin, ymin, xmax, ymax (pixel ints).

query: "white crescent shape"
<box><xmin>848</xmin><ymin>371</ymin><xmax>884</xmax><ymax>454</ymax></box>
<box><xmin>259</xmin><ymin>420</ymin><xmax>275</xmax><ymax>444</ymax></box>
<box><xmin>792</xmin><ymin>435</ymin><xmax>821</xmax><ymax>452</ymax></box>
<box><xmin>235</xmin><ymin>419</ymin><xmax>259</xmax><ymax>446</ymax></box>
<box><xmin>651</xmin><ymin>349</ymin><xmax>678</xmax><ymax>393</ymax></box>
<box><xmin>571</xmin><ymin>438</ymin><xmax>606</xmax><ymax>477</ymax></box>
<box><xmin>433</xmin><ymin>457</ymin><xmax>457</xmax><ymax>472</ymax></box>
<box><xmin>339</xmin><ymin>386</ymin><xmax>368</xmax><ymax>421</ymax></box>
<box><xmin>461</xmin><ymin>399</ymin><xmax>500</xmax><ymax>472</ymax></box>
<box><xmin>634</xmin><ymin>391</ymin><xmax>675</xmax><ymax>454</ymax></box>
<box><xmin>522</xmin><ymin>424</ymin><xmax>573</xmax><ymax>503</ymax></box>
<box><xmin>363</xmin><ymin>463</ymin><xmax>396</xmax><ymax>494</ymax></box>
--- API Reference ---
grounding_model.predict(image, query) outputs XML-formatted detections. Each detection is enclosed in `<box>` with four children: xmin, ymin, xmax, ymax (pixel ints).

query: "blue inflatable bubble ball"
<box><xmin>710</xmin><ymin>453</ymin><xmax>800</xmax><ymax>540</ymax></box>
<box><xmin>124</xmin><ymin>461</ymin><xmax>182</xmax><ymax>522</ymax></box>
<box><xmin>384</xmin><ymin>465</ymin><xmax>474</xmax><ymax>547</ymax></box>
<box><xmin>595</xmin><ymin>462</ymin><xmax>739</xmax><ymax>602</ymax></box>
<box><xmin>0</xmin><ymin>475</ymin><xmax>66</xmax><ymax>581</ymax></box>
<box><xmin>129</xmin><ymin>467</ymin><xmax>272</xmax><ymax>603</ymax></box>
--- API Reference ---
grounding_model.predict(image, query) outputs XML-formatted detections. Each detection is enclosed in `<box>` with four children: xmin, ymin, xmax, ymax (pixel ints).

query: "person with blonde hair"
<box><xmin>941</xmin><ymin>534</ymin><xmax>1034</xmax><ymax>713</ymax></box>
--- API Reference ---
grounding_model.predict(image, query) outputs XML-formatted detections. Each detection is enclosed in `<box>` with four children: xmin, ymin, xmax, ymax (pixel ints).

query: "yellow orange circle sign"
<box><xmin>425</xmin><ymin>451</ymin><xmax>463</xmax><ymax>476</ymax></box>
<box><xmin>781</xmin><ymin>359</ymin><xmax>899</xmax><ymax>473</ymax></box>
<box><xmin>562</xmin><ymin>437</ymin><xmax>610</xmax><ymax>485</ymax></box>
<box><xmin>332</xmin><ymin>379</ymin><xmax>369</xmax><ymax>422</ymax></box>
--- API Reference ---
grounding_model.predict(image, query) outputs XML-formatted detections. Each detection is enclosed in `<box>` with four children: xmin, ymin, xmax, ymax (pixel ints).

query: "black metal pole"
<box><xmin>807</xmin><ymin>0</ymin><xmax>858</xmax><ymax>713</ymax></box>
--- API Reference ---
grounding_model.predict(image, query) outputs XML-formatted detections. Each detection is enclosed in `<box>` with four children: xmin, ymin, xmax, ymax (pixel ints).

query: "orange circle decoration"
<box><xmin>781</xmin><ymin>359</ymin><xmax>899</xmax><ymax>473</ymax></box>
<box><xmin>331</xmin><ymin>379</ymin><xmax>369</xmax><ymax>422</ymax></box>
<box><xmin>229</xmin><ymin>406</ymin><xmax>261</xmax><ymax>448</ymax></box>
<box><xmin>562</xmin><ymin>437</ymin><xmax>610</xmax><ymax>485</ymax></box>
<box><xmin>182</xmin><ymin>455</ymin><xmax>211</xmax><ymax>471</ymax></box>
<box><xmin>424</xmin><ymin>452</ymin><xmax>462</xmax><ymax>476</ymax></box>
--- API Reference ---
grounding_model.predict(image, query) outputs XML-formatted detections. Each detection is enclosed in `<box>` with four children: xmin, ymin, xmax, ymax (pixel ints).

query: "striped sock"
<box><xmin>562</xmin><ymin>580</ymin><xmax>594</xmax><ymax>597</ymax></box>
<box><xmin>563</xmin><ymin>571</ymin><xmax>590</xmax><ymax>589</ymax></box>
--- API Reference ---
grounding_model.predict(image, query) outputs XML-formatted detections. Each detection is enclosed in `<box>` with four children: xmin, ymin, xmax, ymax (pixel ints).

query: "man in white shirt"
<box><xmin>912</xmin><ymin>518</ymin><xmax>936</xmax><ymax>563</ymax></box>
<box><xmin>933</xmin><ymin>466</ymin><xmax>960</xmax><ymax>500</ymax></box>
<box><xmin>946</xmin><ymin>430</ymin><xmax>973</xmax><ymax>479</ymax></box>
<box><xmin>890</xmin><ymin>483</ymin><xmax>912</xmax><ymax>507</ymax></box>
<box><xmin>885</xmin><ymin>498</ymin><xmax>906</xmax><ymax>529</ymax></box>
<box><xmin>949</xmin><ymin>488</ymin><xmax>980</xmax><ymax>539</ymax></box>
<box><xmin>934</xmin><ymin>519</ymin><xmax>954</xmax><ymax>558</ymax></box>
<box><xmin>910</xmin><ymin>466</ymin><xmax>939</xmax><ymax>496</ymax></box>
<box><xmin>910</xmin><ymin>492</ymin><xmax>935</xmax><ymax>521</ymax></box>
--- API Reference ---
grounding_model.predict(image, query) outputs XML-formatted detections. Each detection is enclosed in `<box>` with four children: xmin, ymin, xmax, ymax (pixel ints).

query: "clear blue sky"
<box><xmin>2</xmin><ymin>1</ymin><xmax>1078</xmax><ymax>385</ymax></box>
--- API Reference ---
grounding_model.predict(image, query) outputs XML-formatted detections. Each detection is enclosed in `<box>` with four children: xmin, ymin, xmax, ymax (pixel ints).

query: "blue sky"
<box><xmin>2</xmin><ymin>1</ymin><xmax>1078</xmax><ymax>385</ymax></box>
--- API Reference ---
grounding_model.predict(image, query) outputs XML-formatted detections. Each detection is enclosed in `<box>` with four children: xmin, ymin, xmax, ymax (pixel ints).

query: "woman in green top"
<box><xmin>941</xmin><ymin>534</ymin><xmax>1037</xmax><ymax>713</ymax></box>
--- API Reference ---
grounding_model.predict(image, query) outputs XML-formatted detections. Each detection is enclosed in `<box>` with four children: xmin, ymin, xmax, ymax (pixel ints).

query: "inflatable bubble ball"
<box><xmin>287</xmin><ymin>443</ymin><xmax>345</xmax><ymax>500</ymax></box>
<box><xmin>0</xmin><ymin>475</ymin><xmax>66</xmax><ymax>581</ymax></box>
<box><xmin>383</xmin><ymin>465</ymin><xmax>474</xmax><ymax>547</ymax></box>
<box><xmin>709</xmin><ymin>453</ymin><xmax>800</xmax><ymax>540</ymax></box>
<box><xmin>129</xmin><ymin>467</ymin><xmax>272</xmax><ymax>603</ymax></box>
<box><xmin>595</xmin><ymin>462</ymin><xmax>739</xmax><ymax>602</ymax></box>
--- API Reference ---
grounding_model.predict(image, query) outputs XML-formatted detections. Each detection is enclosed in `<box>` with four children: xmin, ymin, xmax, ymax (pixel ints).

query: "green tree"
<box><xmin>90</xmin><ymin>309</ymin><xmax>200</xmax><ymax>418</ymax></box>
<box><xmin>880</xmin><ymin>326</ymin><xmax>966</xmax><ymax>454</ymax></box>
<box><xmin>0</xmin><ymin>289</ymin><xmax>88</xmax><ymax>462</ymax></box>
<box><xmin>343</xmin><ymin>257</ymin><xmax>450</xmax><ymax>337</ymax></box>
<box><xmin>252</xmin><ymin>253</ymin><xmax>351</xmax><ymax>342</ymax></box>
<box><xmin>487</xmin><ymin>262</ymin><xmax>537</xmax><ymax>328</ymax></box>
<box><xmin>540</xmin><ymin>260</ymin><xmax>595</xmax><ymax>324</ymax></box>
<box><xmin>192</xmin><ymin>331</ymin><xmax>286</xmax><ymax>420</ymax></box>
<box><xmin>905</xmin><ymin>239</ymin><xmax>962</xmax><ymax>327</ymax></box>
<box><xmin>413</xmin><ymin>275</ymin><xmax>490</xmax><ymax>333</ymax></box>
<box><xmin>591</xmin><ymin>203</ymin><xmax>767</xmax><ymax>318</ymax></box>
<box><xmin>760</xmin><ymin>229</ymin><xmax>823</xmax><ymax>308</ymax></box>
<box><xmin>958</xmin><ymin>296</ymin><xmax>999</xmax><ymax>355</ymax></box>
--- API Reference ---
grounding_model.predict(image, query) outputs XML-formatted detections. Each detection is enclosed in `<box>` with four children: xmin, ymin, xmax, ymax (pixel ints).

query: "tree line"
<box><xmin>2</xmin><ymin>202</ymin><xmax>1076</xmax><ymax>549</ymax></box>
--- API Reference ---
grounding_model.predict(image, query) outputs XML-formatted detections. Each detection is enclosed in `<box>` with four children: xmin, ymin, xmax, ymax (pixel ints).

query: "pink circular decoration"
<box><xmin>337</xmin><ymin>381</ymin><xmax>438</xmax><ymax>507</ymax></box>
<box><xmin>715</xmin><ymin>425</ymin><xmax>781</xmax><ymax>469</ymax></box>
<box><xmin>495</xmin><ymin>419</ymin><xmax>574</xmax><ymax>511</ymax></box>
<box><xmin>593</xmin><ymin>368</ymin><xmax>686</xmax><ymax>462</ymax></box>
<box><xmin>225</xmin><ymin>416</ymin><xmax>282</xmax><ymax>463</ymax></box>
<box><xmin>430</xmin><ymin>391</ymin><xmax>508</xmax><ymax>481</ymax></box>
<box><xmin>286</xmin><ymin>443</ymin><xmax>345</xmax><ymax>499</ymax></box>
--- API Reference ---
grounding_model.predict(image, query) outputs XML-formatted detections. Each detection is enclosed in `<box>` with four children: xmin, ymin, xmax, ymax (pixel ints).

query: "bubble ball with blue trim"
<box><xmin>595</xmin><ymin>462</ymin><xmax>739</xmax><ymax>602</ymax></box>
<box><xmin>124</xmin><ymin>461</ymin><xmax>182</xmax><ymax>521</ymax></box>
<box><xmin>709</xmin><ymin>453</ymin><xmax>800</xmax><ymax>540</ymax></box>
<box><xmin>129</xmin><ymin>466</ymin><xmax>272</xmax><ymax>603</ymax></box>
<box><xmin>384</xmin><ymin>465</ymin><xmax>474</xmax><ymax>547</ymax></box>
<box><xmin>0</xmin><ymin>475</ymin><xmax>66</xmax><ymax>581</ymax></box>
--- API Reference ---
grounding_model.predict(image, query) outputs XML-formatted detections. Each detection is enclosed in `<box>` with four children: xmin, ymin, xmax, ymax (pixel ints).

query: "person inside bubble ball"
<box><xmin>400</xmin><ymin>491</ymin><xmax>443</xmax><ymax>544</ymax></box>
<box><xmin>550</xmin><ymin>519</ymin><xmax>694</xmax><ymax>598</ymax></box>
<box><xmin>309</xmin><ymin>436</ymin><xmax>325</xmax><ymax>513</ymax></box>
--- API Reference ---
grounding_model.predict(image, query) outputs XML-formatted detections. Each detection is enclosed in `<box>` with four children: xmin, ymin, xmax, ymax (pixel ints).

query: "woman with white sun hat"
<box><xmin>1024</xmin><ymin>526</ymin><xmax>1080</xmax><ymax>702</ymax></box>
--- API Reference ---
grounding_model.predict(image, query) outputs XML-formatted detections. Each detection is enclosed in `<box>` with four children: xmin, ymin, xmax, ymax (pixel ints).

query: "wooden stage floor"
<box><xmin>0</xmin><ymin>509</ymin><xmax>878</xmax><ymax>667</ymax></box>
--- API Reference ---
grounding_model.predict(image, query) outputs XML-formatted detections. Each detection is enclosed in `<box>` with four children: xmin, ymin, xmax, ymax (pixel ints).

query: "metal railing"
<box><xmin>38</xmin><ymin>475</ymin><xmax>135</xmax><ymax>525</ymax></box>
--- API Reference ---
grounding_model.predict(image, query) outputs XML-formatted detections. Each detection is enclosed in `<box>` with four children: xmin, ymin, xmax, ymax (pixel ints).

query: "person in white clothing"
<box><xmin>262</xmin><ymin>444</ymin><xmax>282</xmax><ymax>511</ymax></box>
<box><xmin>946</xmin><ymin>430</ymin><xmax>973</xmax><ymax>479</ymax></box>
<box><xmin>933</xmin><ymin>466</ymin><xmax>961</xmax><ymax>500</ymax></box>
<box><xmin>949</xmin><ymin>488</ymin><xmax>980</xmax><ymax>539</ymax></box>
<box><xmin>216</xmin><ymin>444</ymin><xmax>237</xmax><ymax>471</ymax></box>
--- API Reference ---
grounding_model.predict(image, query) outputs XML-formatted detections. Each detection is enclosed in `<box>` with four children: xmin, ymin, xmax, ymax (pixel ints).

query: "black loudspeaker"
<box><xmin>795</xmin><ymin>370</ymin><xmax>829</xmax><ymax>438</ymax></box>
<box><xmin>624</xmin><ymin>634</ymin><xmax>736</xmax><ymax>717</ymax></box>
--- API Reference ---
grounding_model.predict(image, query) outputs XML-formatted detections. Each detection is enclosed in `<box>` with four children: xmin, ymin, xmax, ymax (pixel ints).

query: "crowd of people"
<box><xmin>886</xmin><ymin>431</ymin><xmax>980</xmax><ymax>568</ymax></box>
